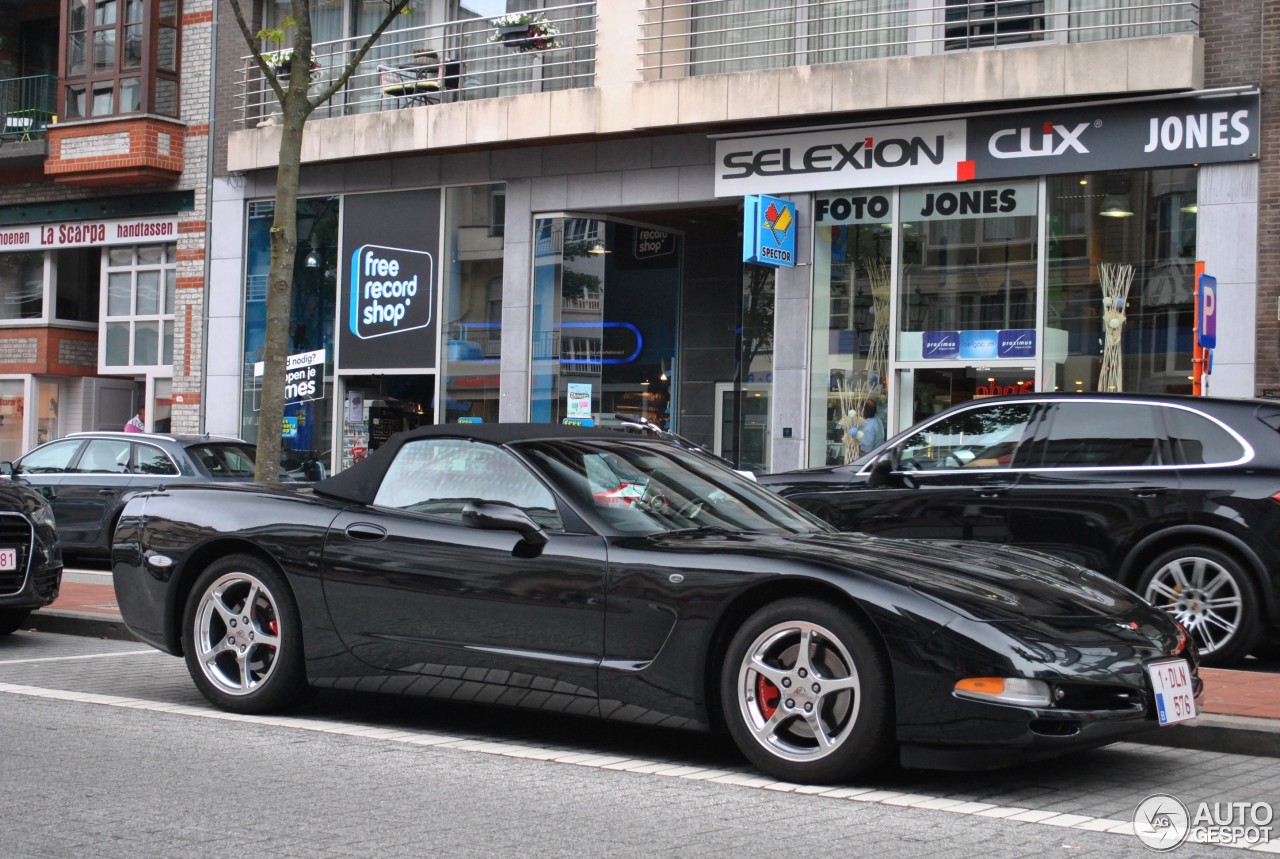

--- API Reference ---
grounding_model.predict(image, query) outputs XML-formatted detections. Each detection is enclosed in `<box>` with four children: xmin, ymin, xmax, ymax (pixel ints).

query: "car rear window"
<box><xmin>187</xmin><ymin>443</ymin><xmax>257</xmax><ymax>478</ymax></box>
<box><xmin>1038</xmin><ymin>402</ymin><xmax>1160</xmax><ymax>467</ymax></box>
<box><xmin>1163</xmin><ymin>407</ymin><xmax>1246</xmax><ymax>465</ymax></box>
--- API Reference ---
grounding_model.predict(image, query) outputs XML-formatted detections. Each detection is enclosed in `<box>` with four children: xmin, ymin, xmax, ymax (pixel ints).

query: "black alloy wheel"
<box><xmin>721</xmin><ymin>597</ymin><xmax>893</xmax><ymax>783</ymax></box>
<box><xmin>182</xmin><ymin>554</ymin><xmax>310</xmax><ymax>713</ymax></box>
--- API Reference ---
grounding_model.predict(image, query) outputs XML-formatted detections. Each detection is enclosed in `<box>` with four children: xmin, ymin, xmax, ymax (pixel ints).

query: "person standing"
<box><xmin>851</xmin><ymin>399</ymin><xmax>885</xmax><ymax>454</ymax></box>
<box><xmin>124</xmin><ymin>405</ymin><xmax>145</xmax><ymax>433</ymax></box>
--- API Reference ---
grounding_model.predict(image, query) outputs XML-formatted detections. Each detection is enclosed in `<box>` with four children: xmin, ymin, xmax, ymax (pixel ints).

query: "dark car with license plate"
<box><xmin>0</xmin><ymin>478</ymin><xmax>63</xmax><ymax>635</ymax></box>
<box><xmin>4</xmin><ymin>432</ymin><xmax>259</xmax><ymax>559</ymax></box>
<box><xmin>112</xmin><ymin>423</ymin><xmax>1199</xmax><ymax>783</ymax></box>
<box><xmin>758</xmin><ymin>393</ymin><xmax>1280</xmax><ymax>667</ymax></box>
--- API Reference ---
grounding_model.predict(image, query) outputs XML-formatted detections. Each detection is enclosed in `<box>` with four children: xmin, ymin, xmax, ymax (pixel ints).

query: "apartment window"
<box><xmin>63</xmin><ymin>0</ymin><xmax>181</xmax><ymax>119</ymax></box>
<box><xmin>945</xmin><ymin>0</ymin><xmax>1046</xmax><ymax>49</ymax></box>
<box><xmin>100</xmin><ymin>244</ymin><xmax>176</xmax><ymax>371</ymax></box>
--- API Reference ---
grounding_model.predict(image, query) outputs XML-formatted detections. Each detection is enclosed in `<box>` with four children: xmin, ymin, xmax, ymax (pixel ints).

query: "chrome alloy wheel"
<box><xmin>1143</xmin><ymin>554</ymin><xmax>1243</xmax><ymax>657</ymax></box>
<box><xmin>192</xmin><ymin>572</ymin><xmax>283</xmax><ymax>696</ymax></box>
<box><xmin>736</xmin><ymin>620</ymin><xmax>861</xmax><ymax>764</ymax></box>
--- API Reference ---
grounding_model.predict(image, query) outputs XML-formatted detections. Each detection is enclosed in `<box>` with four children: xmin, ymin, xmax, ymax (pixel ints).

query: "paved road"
<box><xmin>2</xmin><ymin>631</ymin><xmax>1277</xmax><ymax>857</ymax></box>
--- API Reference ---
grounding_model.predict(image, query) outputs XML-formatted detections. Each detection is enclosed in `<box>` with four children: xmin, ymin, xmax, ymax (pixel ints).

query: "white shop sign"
<box><xmin>0</xmin><ymin>216</ymin><xmax>179</xmax><ymax>252</ymax></box>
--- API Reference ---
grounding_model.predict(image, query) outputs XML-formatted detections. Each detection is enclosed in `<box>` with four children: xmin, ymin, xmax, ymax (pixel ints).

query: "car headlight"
<box><xmin>32</xmin><ymin>504</ymin><xmax>56</xmax><ymax>529</ymax></box>
<box><xmin>954</xmin><ymin>677</ymin><xmax>1052</xmax><ymax>708</ymax></box>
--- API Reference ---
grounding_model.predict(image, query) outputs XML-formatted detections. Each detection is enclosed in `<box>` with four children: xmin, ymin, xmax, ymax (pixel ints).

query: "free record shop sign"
<box><xmin>349</xmin><ymin>244</ymin><xmax>433</xmax><ymax>340</ymax></box>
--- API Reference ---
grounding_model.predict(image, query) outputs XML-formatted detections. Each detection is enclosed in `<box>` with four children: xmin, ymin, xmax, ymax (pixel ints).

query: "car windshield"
<box><xmin>187</xmin><ymin>442</ymin><xmax>257</xmax><ymax>478</ymax></box>
<box><xmin>519</xmin><ymin>438</ymin><xmax>828</xmax><ymax>536</ymax></box>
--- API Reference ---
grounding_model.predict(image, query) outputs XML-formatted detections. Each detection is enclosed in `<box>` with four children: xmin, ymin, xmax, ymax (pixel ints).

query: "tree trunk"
<box><xmin>253</xmin><ymin>77</ymin><xmax>312</xmax><ymax>483</ymax></box>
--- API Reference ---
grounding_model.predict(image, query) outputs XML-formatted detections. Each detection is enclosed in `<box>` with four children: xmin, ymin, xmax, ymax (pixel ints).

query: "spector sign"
<box><xmin>743</xmin><ymin>194</ymin><xmax>797</xmax><ymax>267</ymax></box>
<box><xmin>0</xmin><ymin>216</ymin><xmax>178</xmax><ymax>252</ymax></box>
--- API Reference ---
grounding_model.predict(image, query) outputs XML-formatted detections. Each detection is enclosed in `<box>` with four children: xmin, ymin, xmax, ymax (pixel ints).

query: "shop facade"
<box><xmin>711</xmin><ymin>91</ymin><xmax>1259</xmax><ymax>467</ymax></box>
<box><xmin>217</xmin><ymin>85</ymin><xmax>1259</xmax><ymax>478</ymax></box>
<box><xmin>0</xmin><ymin>204</ymin><xmax>189</xmax><ymax>461</ymax></box>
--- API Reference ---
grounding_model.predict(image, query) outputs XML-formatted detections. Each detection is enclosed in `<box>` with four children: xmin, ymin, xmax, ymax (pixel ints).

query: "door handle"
<box><xmin>344</xmin><ymin>523</ymin><xmax>388</xmax><ymax>542</ymax></box>
<box><xmin>972</xmin><ymin>486</ymin><xmax>1012</xmax><ymax>498</ymax></box>
<box><xmin>1129</xmin><ymin>487</ymin><xmax>1166</xmax><ymax>498</ymax></box>
<box><xmin>99</xmin><ymin>488</ymin><xmax>116</xmax><ymax>495</ymax></box>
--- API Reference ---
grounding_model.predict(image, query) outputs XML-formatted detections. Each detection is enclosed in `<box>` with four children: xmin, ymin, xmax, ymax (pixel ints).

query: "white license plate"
<box><xmin>1148</xmin><ymin>658</ymin><xmax>1197</xmax><ymax>726</ymax></box>
<box><xmin>0</xmin><ymin>548</ymin><xmax>15</xmax><ymax>571</ymax></box>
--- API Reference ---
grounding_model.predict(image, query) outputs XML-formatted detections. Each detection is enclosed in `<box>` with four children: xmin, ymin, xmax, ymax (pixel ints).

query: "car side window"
<box><xmin>898</xmin><ymin>404</ymin><xmax>1036</xmax><ymax>470</ymax></box>
<box><xmin>75</xmin><ymin>439</ymin><xmax>132</xmax><ymax>474</ymax></box>
<box><xmin>134</xmin><ymin>443</ymin><xmax>179</xmax><ymax>475</ymax></box>
<box><xmin>373</xmin><ymin>438</ymin><xmax>563</xmax><ymax>529</ymax></box>
<box><xmin>15</xmin><ymin>439</ymin><xmax>83</xmax><ymax>474</ymax></box>
<box><xmin>1038</xmin><ymin>402</ymin><xmax>1160</xmax><ymax>467</ymax></box>
<box><xmin>1163</xmin><ymin>407</ymin><xmax>1246</xmax><ymax>465</ymax></box>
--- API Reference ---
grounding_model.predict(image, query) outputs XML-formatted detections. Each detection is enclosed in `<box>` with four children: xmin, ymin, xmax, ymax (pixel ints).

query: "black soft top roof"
<box><xmin>312</xmin><ymin>422</ymin><xmax>641</xmax><ymax>505</ymax></box>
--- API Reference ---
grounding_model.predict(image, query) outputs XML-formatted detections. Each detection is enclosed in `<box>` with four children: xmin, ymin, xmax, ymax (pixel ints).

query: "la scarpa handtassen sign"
<box><xmin>0</xmin><ymin>216</ymin><xmax>178</xmax><ymax>251</ymax></box>
<box><xmin>348</xmin><ymin>244</ymin><xmax>434</xmax><ymax>340</ymax></box>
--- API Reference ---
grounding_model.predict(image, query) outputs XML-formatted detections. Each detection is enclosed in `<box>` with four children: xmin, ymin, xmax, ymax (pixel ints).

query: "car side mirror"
<box><xmin>867</xmin><ymin>455</ymin><xmax>893</xmax><ymax>489</ymax></box>
<box><xmin>0</xmin><ymin>461</ymin><xmax>11</xmax><ymax>478</ymax></box>
<box><xmin>461</xmin><ymin>500</ymin><xmax>548</xmax><ymax>548</ymax></box>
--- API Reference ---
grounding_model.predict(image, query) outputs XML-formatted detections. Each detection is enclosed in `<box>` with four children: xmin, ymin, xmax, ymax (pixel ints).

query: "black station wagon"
<box><xmin>759</xmin><ymin>393</ymin><xmax>1280</xmax><ymax>666</ymax></box>
<box><xmin>4</xmin><ymin>432</ymin><xmax>258</xmax><ymax>559</ymax></box>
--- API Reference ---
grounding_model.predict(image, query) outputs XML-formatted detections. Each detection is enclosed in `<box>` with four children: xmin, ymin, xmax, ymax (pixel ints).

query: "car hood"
<box><xmin>649</xmin><ymin>530</ymin><xmax>1149</xmax><ymax>623</ymax></box>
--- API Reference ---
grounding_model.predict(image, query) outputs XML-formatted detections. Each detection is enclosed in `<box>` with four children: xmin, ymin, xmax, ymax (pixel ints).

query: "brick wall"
<box><xmin>1202</xmin><ymin>0</ymin><xmax>1275</xmax><ymax>395</ymax></box>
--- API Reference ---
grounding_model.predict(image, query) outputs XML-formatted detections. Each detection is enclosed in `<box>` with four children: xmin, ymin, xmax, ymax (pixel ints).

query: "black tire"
<box><xmin>1137</xmin><ymin>545</ymin><xmax>1260</xmax><ymax>666</ymax></box>
<box><xmin>181</xmin><ymin>554</ymin><xmax>311</xmax><ymax>713</ymax></box>
<box><xmin>0</xmin><ymin>608</ymin><xmax>32</xmax><ymax>636</ymax></box>
<box><xmin>721</xmin><ymin>597</ymin><xmax>894</xmax><ymax>783</ymax></box>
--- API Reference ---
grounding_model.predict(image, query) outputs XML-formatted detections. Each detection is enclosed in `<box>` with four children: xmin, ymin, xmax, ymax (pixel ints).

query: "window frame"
<box><xmin>61</xmin><ymin>0</ymin><xmax>182</xmax><ymax>120</ymax></box>
<box><xmin>99</xmin><ymin>243</ymin><xmax>177</xmax><ymax>373</ymax></box>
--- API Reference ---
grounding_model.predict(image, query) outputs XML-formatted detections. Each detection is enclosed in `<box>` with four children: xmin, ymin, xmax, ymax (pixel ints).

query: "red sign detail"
<box><xmin>956</xmin><ymin>160</ymin><xmax>976</xmax><ymax>181</ymax></box>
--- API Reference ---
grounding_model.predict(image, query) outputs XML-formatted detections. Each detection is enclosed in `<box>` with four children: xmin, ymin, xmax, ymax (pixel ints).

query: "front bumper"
<box><xmin>896</xmin><ymin>658</ymin><xmax>1203</xmax><ymax>771</ymax></box>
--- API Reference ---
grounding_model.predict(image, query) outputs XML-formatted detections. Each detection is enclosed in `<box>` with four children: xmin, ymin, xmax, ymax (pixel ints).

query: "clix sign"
<box><xmin>715</xmin><ymin>92</ymin><xmax>1258</xmax><ymax>195</ymax></box>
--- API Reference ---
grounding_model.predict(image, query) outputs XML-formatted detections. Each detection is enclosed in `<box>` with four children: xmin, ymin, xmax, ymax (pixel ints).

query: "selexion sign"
<box><xmin>715</xmin><ymin>92</ymin><xmax>1258</xmax><ymax>196</ymax></box>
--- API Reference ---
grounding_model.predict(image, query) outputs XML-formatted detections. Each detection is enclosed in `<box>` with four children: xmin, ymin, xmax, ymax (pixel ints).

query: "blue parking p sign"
<box><xmin>1198</xmin><ymin>274</ymin><xmax>1217</xmax><ymax>349</ymax></box>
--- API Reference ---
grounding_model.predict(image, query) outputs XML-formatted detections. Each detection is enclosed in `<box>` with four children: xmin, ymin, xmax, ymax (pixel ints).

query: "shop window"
<box><xmin>442</xmin><ymin>184</ymin><xmax>504</xmax><ymax>425</ymax></box>
<box><xmin>55</xmin><ymin>248</ymin><xmax>101</xmax><ymax>323</ymax></box>
<box><xmin>1044</xmin><ymin>168</ymin><xmax>1197</xmax><ymax>395</ymax></box>
<box><xmin>63</xmin><ymin>0</ymin><xmax>181</xmax><ymax>120</ymax></box>
<box><xmin>530</xmin><ymin>218</ymin><xmax>679</xmax><ymax>430</ymax></box>
<box><xmin>810</xmin><ymin>191</ymin><xmax>894</xmax><ymax>466</ymax></box>
<box><xmin>898</xmin><ymin>181</ymin><xmax>1039</xmax><ymax>347</ymax></box>
<box><xmin>0</xmin><ymin>252</ymin><xmax>45</xmax><ymax>320</ymax></box>
<box><xmin>99</xmin><ymin>244</ymin><xmax>176</xmax><ymax>372</ymax></box>
<box><xmin>241</xmin><ymin>197</ymin><xmax>338</xmax><ymax>474</ymax></box>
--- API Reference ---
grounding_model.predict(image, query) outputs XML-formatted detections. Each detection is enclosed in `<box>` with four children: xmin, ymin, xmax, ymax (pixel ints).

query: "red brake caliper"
<box><xmin>268</xmin><ymin>619</ymin><xmax>279</xmax><ymax>636</ymax></box>
<box><xmin>756</xmin><ymin>674</ymin><xmax>780</xmax><ymax>719</ymax></box>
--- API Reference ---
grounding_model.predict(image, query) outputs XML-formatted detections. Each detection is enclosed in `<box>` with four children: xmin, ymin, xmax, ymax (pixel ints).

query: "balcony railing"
<box><xmin>640</xmin><ymin>0</ymin><xmax>1199</xmax><ymax>80</ymax></box>
<box><xmin>238</xmin><ymin>2</ymin><xmax>596</xmax><ymax>128</ymax></box>
<box><xmin>0</xmin><ymin>75</ymin><xmax>56</xmax><ymax>141</ymax></box>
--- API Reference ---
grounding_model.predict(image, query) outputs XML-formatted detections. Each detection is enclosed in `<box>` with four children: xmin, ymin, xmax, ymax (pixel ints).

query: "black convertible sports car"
<box><xmin>112</xmin><ymin>424</ymin><xmax>1201</xmax><ymax>783</ymax></box>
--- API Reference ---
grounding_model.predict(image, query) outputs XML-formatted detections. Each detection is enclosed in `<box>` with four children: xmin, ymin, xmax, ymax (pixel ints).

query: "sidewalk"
<box><xmin>27</xmin><ymin>569</ymin><xmax>1280</xmax><ymax>758</ymax></box>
